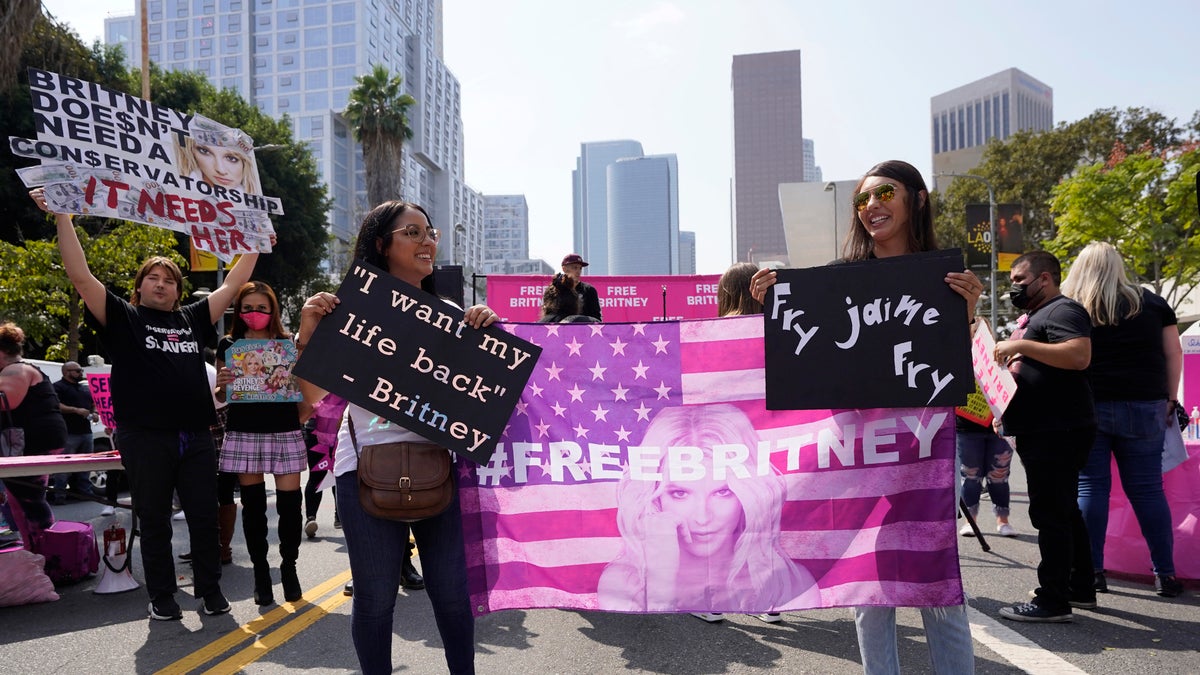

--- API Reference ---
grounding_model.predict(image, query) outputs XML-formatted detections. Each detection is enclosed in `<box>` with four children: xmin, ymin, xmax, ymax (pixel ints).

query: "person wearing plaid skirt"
<box><xmin>215</xmin><ymin>281</ymin><xmax>308</xmax><ymax>606</ymax></box>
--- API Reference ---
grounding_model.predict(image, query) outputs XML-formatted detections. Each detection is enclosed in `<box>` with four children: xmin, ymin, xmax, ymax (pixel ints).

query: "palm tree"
<box><xmin>342</xmin><ymin>64</ymin><xmax>417</xmax><ymax>207</ymax></box>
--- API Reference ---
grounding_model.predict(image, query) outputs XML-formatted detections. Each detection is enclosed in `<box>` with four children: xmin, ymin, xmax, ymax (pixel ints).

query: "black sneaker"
<box><xmin>999</xmin><ymin>601</ymin><xmax>1071</xmax><ymax>623</ymax></box>
<box><xmin>1094</xmin><ymin>571</ymin><xmax>1109</xmax><ymax>593</ymax></box>
<box><xmin>1155</xmin><ymin>575</ymin><xmax>1183</xmax><ymax>598</ymax></box>
<box><xmin>304</xmin><ymin>517</ymin><xmax>318</xmax><ymax>539</ymax></box>
<box><xmin>1069</xmin><ymin>596</ymin><xmax>1097</xmax><ymax>610</ymax></box>
<box><xmin>1028</xmin><ymin>589</ymin><xmax>1096</xmax><ymax>610</ymax></box>
<box><xmin>149</xmin><ymin>595</ymin><xmax>183</xmax><ymax>621</ymax></box>
<box><xmin>201</xmin><ymin>590</ymin><xmax>231</xmax><ymax>615</ymax></box>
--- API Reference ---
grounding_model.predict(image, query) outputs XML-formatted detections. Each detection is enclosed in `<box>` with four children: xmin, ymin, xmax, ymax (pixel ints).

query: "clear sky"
<box><xmin>40</xmin><ymin>0</ymin><xmax>1200</xmax><ymax>274</ymax></box>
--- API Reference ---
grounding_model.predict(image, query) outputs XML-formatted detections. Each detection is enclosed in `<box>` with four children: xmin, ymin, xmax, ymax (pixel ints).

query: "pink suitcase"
<box><xmin>35</xmin><ymin>521</ymin><xmax>99</xmax><ymax>585</ymax></box>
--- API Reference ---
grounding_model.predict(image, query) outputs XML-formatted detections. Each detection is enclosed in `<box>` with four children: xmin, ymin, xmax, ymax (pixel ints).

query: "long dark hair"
<box><xmin>353</xmin><ymin>200</ymin><xmax>438</xmax><ymax>296</ymax></box>
<box><xmin>841</xmin><ymin>160</ymin><xmax>937</xmax><ymax>262</ymax></box>
<box><xmin>228</xmin><ymin>280</ymin><xmax>289</xmax><ymax>340</ymax></box>
<box><xmin>717</xmin><ymin>262</ymin><xmax>762</xmax><ymax>317</ymax></box>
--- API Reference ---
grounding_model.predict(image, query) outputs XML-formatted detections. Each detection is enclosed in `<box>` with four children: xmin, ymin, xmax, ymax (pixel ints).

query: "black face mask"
<box><xmin>1009</xmin><ymin>280</ymin><xmax>1040</xmax><ymax>309</ymax></box>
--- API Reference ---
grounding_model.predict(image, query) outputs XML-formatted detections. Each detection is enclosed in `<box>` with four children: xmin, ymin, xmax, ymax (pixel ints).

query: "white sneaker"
<box><xmin>100</xmin><ymin>505</ymin><xmax>115</xmax><ymax>516</ymax></box>
<box><xmin>172</xmin><ymin>510</ymin><xmax>186</xmax><ymax>521</ymax></box>
<box><xmin>959</xmin><ymin>523</ymin><xmax>976</xmax><ymax>537</ymax></box>
<box><xmin>690</xmin><ymin>612</ymin><xmax>724</xmax><ymax>623</ymax></box>
<box><xmin>755</xmin><ymin>613</ymin><xmax>783</xmax><ymax>624</ymax></box>
<box><xmin>997</xmin><ymin>523</ymin><xmax>1017</xmax><ymax>537</ymax></box>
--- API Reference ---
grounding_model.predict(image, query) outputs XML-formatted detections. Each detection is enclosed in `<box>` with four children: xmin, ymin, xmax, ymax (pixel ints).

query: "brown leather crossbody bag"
<box><xmin>349</xmin><ymin>417</ymin><xmax>454</xmax><ymax>522</ymax></box>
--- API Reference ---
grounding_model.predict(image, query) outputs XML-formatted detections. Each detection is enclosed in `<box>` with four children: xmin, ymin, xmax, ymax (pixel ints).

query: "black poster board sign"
<box><xmin>293</xmin><ymin>260</ymin><xmax>542</xmax><ymax>465</ymax></box>
<box><xmin>763</xmin><ymin>249</ymin><xmax>973</xmax><ymax>410</ymax></box>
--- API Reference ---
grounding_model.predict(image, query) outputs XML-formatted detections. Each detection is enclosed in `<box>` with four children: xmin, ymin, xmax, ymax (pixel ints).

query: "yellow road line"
<box><xmin>156</xmin><ymin>569</ymin><xmax>352</xmax><ymax>675</ymax></box>
<box><xmin>202</xmin><ymin>587</ymin><xmax>354</xmax><ymax>675</ymax></box>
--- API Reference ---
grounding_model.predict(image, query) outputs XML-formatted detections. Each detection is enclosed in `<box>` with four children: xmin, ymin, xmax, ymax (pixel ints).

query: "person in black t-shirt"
<box><xmin>31</xmin><ymin>187</ymin><xmax>259</xmax><ymax>621</ymax></box>
<box><xmin>1061</xmin><ymin>242</ymin><xmax>1183</xmax><ymax>598</ymax></box>
<box><xmin>214</xmin><ymin>281</ymin><xmax>307</xmax><ymax>606</ymax></box>
<box><xmin>560</xmin><ymin>254</ymin><xmax>602</xmax><ymax>321</ymax></box>
<box><xmin>995</xmin><ymin>250</ymin><xmax>1096</xmax><ymax>623</ymax></box>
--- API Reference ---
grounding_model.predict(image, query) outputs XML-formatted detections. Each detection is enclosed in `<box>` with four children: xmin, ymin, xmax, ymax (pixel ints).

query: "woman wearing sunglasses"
<box><xmin>751</xmin><ymin>160</ymin><xmax>981</xmax><ymax>675</ymax></box>
<box><xmin>296</xmin><ymin>201</ymin><xmax>499</xmax><ymax>675</ymax></box>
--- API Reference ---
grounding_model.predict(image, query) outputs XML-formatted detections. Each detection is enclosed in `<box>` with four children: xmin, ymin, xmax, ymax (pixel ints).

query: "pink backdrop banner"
<box><xmin>460</xmin><ymin>316</ymin><xmax>963</xmax><ymax>615</ymax></box>
<box><xmin>486</xmin><ymin>274</ymin><xmax>722</xmax><ymax>323</ymax></box>
<box><xmin>1104</xmin><ymin>438</ymin><xmax>1200</xmax><ymax>582</ymax></box>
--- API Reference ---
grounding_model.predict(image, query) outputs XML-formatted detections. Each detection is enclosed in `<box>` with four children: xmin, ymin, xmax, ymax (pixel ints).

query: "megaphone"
<box><xmin>94</xmin><ymin>525</ymin><xmax>138</xmax><ymax>594</ymax></box>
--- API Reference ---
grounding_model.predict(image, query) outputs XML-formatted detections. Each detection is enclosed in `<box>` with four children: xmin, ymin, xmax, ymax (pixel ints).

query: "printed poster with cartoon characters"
<box><xmin>227</xmin><ymin>339</ymin><xmax>301</xmax><ymax>403</ymax></box>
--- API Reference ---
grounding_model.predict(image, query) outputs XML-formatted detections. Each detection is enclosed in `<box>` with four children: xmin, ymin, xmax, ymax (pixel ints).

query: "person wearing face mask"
<box><xmin>994</xmin><ymin>250</ymin><xmax>1097</xmax><ymax>623</ymax></box>
<box><xmin>214</xmin><ymin>281</ymin><xmax>309</xmax><ymax>606</ymax></box>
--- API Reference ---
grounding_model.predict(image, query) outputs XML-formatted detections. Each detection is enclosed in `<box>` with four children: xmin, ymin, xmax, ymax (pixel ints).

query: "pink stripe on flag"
<box><xmin>815</xmin><ymin>579</ymin><xmax>965</xmax><ymax>609</ymax></box>
<box><xmin>780</xmin><ymin>521</ymin><xmax>957</xmax><ymax>561</ymax></box>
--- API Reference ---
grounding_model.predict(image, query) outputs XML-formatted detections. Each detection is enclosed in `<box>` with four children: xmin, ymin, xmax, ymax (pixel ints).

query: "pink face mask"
<box><xmin>241</xmin><ymin>311</ymin><xmax>271</xmax><ymax>331</ymax></box>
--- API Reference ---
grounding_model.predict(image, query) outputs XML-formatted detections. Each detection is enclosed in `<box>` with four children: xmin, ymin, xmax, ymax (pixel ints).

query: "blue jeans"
<box><xmin>52</xmin><ymin>433</ymin><xmax>95</xmax><ymax>498</ymax></box>
<box><xmin>957</xmin><ymin>427</ymin><xmax>1012</xmax><ymax>516</ymax></box>
<box><xmin>1077</xmin><ymin>400</ymin><xmax>1175</xmax><ymax>576</ymax></box>
<box><xmin>336</xmin><ymin>472</ymin><xmax>474</xmax><ymax>675</ymax></box>
<box><xmin>854</xmin><ymin>604</ymin><xmax>974</xmax><ymax>674</ymax></box>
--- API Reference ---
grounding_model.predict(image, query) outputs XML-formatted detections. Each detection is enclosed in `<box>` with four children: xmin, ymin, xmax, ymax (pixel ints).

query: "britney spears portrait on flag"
<box><xmin>460</xmin><ymin>315</ymin><xmax>963</xmax><ymax>616</ymax></box>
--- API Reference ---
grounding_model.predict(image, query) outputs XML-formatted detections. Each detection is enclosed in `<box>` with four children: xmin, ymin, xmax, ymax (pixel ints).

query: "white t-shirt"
<box><xmin>332</xmin><ymin>404</ymin><xmax>447</xmax><ymax>477</ymax></box>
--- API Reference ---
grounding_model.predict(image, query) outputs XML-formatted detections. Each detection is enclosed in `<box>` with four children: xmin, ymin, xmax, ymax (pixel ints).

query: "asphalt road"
<box><xmin>3</xmin><ymin>458</ymin><xmax>1196</xmax><ymax>674</ymax></box>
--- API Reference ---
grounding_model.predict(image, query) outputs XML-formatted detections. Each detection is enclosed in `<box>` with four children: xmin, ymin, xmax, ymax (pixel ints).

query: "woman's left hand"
<box><xmin>463</xmin><ymin>305</ymin><xmax>499</xmax><ymax>329</ymax></box>
<box><xmin>945</xmin><ymin>269</ymin><xmax>984</xmax><ymax>320</ymax></box>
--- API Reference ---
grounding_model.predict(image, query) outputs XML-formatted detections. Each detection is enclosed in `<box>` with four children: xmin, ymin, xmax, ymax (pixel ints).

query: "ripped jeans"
<box><xmin>957</xmin><ymin>426</ymin><xmax>1012</xmax><ymax>516</ymax></box>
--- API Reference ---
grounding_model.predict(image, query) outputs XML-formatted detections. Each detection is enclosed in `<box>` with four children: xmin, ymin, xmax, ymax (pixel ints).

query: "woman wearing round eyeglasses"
<box><xmin>296</xmin><ymin>201</ymin><xmax>498</xmax><ymax>675</ymax></box>
<box><xmin>751</xmin><ymin>160</ymin><xmax>981</xmax><ymax>675</ymax></box>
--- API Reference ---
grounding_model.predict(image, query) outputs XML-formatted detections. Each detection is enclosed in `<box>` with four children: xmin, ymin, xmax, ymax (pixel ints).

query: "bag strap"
<box><xmin>0</xmin><ymin>391</ymin><xmax>14</xmax><ymax>429</ymax></box>
<box><xmin>347</xmin><ymin>412</ymin><xmax>362</xmax><ymax>461</ymax></box>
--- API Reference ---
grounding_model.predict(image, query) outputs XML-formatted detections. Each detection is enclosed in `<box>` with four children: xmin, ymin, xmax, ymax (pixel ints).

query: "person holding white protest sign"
<box><xmin>597</xmin><ymin>403</ymin><xmax>818</xmax><ymax>617</ymax></box>
<box><xmin>30</xmin><ymin>187</ymin><xmax>260</xmax><ymax>622</ymax></box>
<box><xmin>295</xmin><ymin>200</ymin><xmax>499</xmax><ymax>675</ymax></box>
<box><xmin>749</xmin><ymin>160</ymin><xmax>981</xmax><ymax>675</ymax></box>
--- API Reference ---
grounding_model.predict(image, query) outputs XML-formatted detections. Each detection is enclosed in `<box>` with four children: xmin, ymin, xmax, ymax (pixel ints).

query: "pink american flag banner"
<box><xmin>460</xmin><ymin>315</ymin><xmax>962</xmax><ymax>615</ymax></box>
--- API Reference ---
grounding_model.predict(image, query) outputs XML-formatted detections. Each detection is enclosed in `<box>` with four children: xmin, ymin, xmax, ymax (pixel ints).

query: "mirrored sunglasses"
<box><xmin>852</xmin><ymin>183</ymin><xmax>898</xmax><ymax>212</ymax></box>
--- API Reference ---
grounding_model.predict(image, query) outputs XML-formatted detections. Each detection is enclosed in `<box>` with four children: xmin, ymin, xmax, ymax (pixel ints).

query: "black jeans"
<box><xmin>1013</xmin><ymin>427</ymin><xmax>1096</xmax><ymax>613</ymax></box>
<box><xmin>116</xmin><ymin>427</ymin><xmax>221</xmax><ymax>601</ymax></box>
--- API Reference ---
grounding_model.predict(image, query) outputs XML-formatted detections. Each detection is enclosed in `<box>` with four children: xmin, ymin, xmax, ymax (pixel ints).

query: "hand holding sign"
<box><xmin>293</xmin><ymin>260</ymin><xmax>541</xmax><ymax>465</ymax></box>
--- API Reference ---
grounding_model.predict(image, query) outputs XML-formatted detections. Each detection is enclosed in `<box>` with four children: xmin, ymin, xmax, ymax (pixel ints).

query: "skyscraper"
<box><xmin>731</xmin><ymin>50</ymin><xmax>804</xmax><ymax>266</ymax></box>
<box><xmin>572</xmin><ymin>140</ymin><xmax>644</xmax><ymax>275</ymax></box>
<box><xmin>931</xmin><ymin>67</ymin><xmax>1053</xmax><ymax>176</ymax></box>
<box><xmin>481</xmin><ymin>194</ymin><xmax>529</xmax><ymax>273</ymax></box>
<box><xmin>105</xmin><ymin>0</ymin><xmax>482</xmax><ymax>277</ymax></box>
<box><xmin>607</xmin><ymin>155</ymin><xmax>679</xmax><ymax>275</ymax></box>
<box><xmin>678</xmin><ymin>231</ymin><xmax>696</xmax><ymax>275</ymax></box>
<box><xmin>803</xmin><ymin>138</ymin><xmax>822</xmax><ymax>183</ymax></box>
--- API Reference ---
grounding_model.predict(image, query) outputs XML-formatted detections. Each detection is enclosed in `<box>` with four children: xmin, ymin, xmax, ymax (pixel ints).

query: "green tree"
<box><xmin>1045</xmin><ymin>145</ymin><xmax>1200</xmax><ymax>309</ymax></box>
<box><xmin>0</xmin><ymin>14</ymin><xmax>129</xmax><ymax>244</ymax></box>
<box><xmin>933</xmin><ymin>107</ymin><xmax>1192</xmax><ymax>253</ymax></box>
<box><xmin>0</xmin><ymin>0</ymin><xmax>40</xmax><ymax>92</ymax></box>
<box><xmin>343</xmin><ymin>64</ymin><xmax>416</xmax><ymax>208</ymax></box>
<box><xmin>0</xmin><ymin>222</ymin><xmax>182</xmax><ymax>361</ymax></box>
